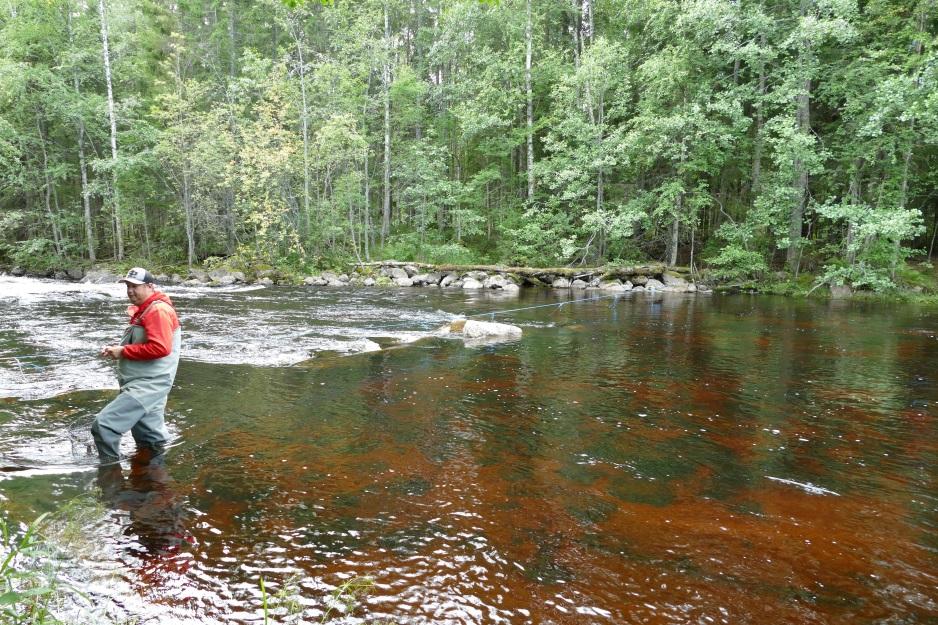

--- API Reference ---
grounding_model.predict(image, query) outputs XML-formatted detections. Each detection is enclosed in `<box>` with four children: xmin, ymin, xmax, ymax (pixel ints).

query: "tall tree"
<box><xmin>97</xmin><ymin>0</ymin><xmax>123</xmax><ymax>259</ymax></box>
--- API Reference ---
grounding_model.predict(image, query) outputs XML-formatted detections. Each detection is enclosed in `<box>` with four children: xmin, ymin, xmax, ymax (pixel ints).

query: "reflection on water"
<box><xmin>96</xmin><ymin>448</ymin><xmax>191</xmax><ymax>557</ymax></box>
<box><xmin>1</xmin><ymin>278</ymin><xmax>938</xmax><ymax>624</ymax></box>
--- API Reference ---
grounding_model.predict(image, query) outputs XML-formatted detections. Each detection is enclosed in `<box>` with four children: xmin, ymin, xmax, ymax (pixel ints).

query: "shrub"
<box><xmin>705</xmin><ymin>244</ymin><xmax>768</xmax><ymax>281</ymax></box>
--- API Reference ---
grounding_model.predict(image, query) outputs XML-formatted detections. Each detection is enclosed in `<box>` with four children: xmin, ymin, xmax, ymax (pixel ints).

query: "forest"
<box><xmin>0</xmin><ymin>0</ymin><xmax>936</xmax><ymax>290</ymax></box>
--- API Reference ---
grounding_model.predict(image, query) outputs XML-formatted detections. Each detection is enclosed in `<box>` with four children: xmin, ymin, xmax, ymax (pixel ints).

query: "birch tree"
<box><xmin>97</xmin><ymin>0</ymin><xmax>123</xmax><ymax>259</ymax></box>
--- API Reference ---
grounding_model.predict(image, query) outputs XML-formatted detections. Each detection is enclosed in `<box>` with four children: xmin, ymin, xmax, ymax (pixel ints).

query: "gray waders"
<box><xmin>92</xmin><ymin>309</ymin><xmax>181</xmax><ymax>462</ymax></box>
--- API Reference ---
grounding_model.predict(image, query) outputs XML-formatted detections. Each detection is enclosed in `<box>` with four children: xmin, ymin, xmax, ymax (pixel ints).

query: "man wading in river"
<box><xmin>92</xmin><ymin>267</ymin><xmax>181</xmax><ymax>463</ymax></box>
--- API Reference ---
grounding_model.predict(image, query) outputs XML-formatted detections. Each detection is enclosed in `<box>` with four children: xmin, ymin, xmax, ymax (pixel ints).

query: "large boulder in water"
<box><xmin>662</xmin><ymin>272</ymin><xmax>688</xmax><ymax>289</ymax></box>
<box><xmin>482</xmin><ymin>274</ymin><xmax>512</xmax><ymax>289</ymax></box>
<box><xmin>209</xmin><ymin>269</ymin><xmax>245</xmax><ymax>285</ymax></box>
<box><xmin>600</xmin><ymin>279</ymin><xmax>629</xmax><ymax>291</ymax></box>
<box><xmin>387</xmin><ymin>267</ymin><xmax>409</xmax><ymax>281</ymax></box>
<box><xmin>188</xmin><ymin>269</ymin><xmax>209</xmax><ymax>282</ymax></box>
<box><xmin>81</xmin><ymin>269</ymin><xmax>120</xmax><ymax>284</ymax></box>
<box><xmin>461</xmin><ymin>319</ymin><xmax>522</xmax><ymax>339</ymax></box>
<box><xmin>441</xmin><ymin>318</ymin><xmax>522</xmax><ymax>344</ymax></box>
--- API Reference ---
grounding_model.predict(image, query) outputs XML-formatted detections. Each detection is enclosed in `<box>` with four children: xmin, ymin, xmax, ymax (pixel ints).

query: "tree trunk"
<box><xmin>36</xmin><ymin>113</ymin><xmax>63</xmax><ymax>257</ymax></box>
<box><xmin>98</xmin><ymin>0</ymin><xmax>123</xmax><ymax>260</ymax></box>
<box><xmin>77</xmin><ymin>116</ymin><xmax>95</xmax><ymax>262</ymax></box>
<box><xmin>581</xmin><ymin>0</ymin><xmax>592</xmax><ymax>46</ymax></box>
<box><xmin>363</xmin><ymin>144</ymin><xmax>371</xmax><ymax>261</ymax></box>
<box><xmin>67</xmin><ymin>5</ymin><xmax>95</xmax><ymax>262</ymax></box>
<box><xmin>892</xmin><ymin>135</ymin><xmax>914</xmax><ymax>279</ymax></box>
<box><xmin>787</xmin><ymin>76</ymin><xmax>810</xmax><ymax>275</ymax></box>
<box><xmin>668</xmin><ymin>202</ymin><xmax>680</xmax><ymax>267</ymax></box>
<box><xmin>595</xmin><ymin>92</ymin><xmax>605</xmax><ymax>217</ymax></box>
<box><xmin>787</xmin><ymin>2</ymin><xmax>813</xmax><ymax>275</ymax></box>
<box><xmin>361</xmin><ymin>72</ymin><xmax>373</xmax><ymax>261</ymax></box>
<box><xmin>183</xmin><ymin>163</ymin><xmax>195</xmax><ymax>268</ymax></box>
<box><xmin>228</xmin><ymin>0</ymin><xmax>237</xmax><ymax>78</ymax></box>
<box><xmin>525</xmin><ymin>0</ymin><xmax>535</xmax><ymax>202</ymax></box>
<box><xmin>349</xmin><ymin>196</ymin><xmax>363</xmax><ymax>264</ymax></box>
<box><xmin>381</xmin><ymin>0</ymin><xmax>392</xmax><ymax>244</ymax></box>
<box><xmin>291</xmin><ymin>14</ymin><xmax>312</xmax><ymax>238</ymax></box>
<box><xmin>846</xmin><ymin>159</ymin><xmax>863</xmax><ymax>266</ymax></box>
<box><xmin>751</xmin><ymin>35</ymin><xmax>766</xmax><ymax>200</ymax></box>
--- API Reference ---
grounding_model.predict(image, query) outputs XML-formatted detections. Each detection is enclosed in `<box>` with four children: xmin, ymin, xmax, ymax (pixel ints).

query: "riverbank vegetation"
<box><xmin>0</xmin><ymin>0</ymin><xmax>936</xmax><ymax>294</ymax></box>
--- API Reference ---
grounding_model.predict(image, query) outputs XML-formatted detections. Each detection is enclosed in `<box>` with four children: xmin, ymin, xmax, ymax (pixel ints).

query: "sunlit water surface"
<box><xmin>1</xmin><ymin>275</ymin><xmax>936</xmax><ymax>624</ymax></box>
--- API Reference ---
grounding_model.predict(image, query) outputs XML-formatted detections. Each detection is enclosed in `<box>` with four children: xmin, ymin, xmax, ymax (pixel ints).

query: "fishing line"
<box><xmin>462</xmin><ymin>292</ymin><xmax>628</xmax><ymax>321</ymax></box>
<box><xmin>0</xmin><ymin>355</ymin><xmax>48</xmax><ymax>370</ymax></box>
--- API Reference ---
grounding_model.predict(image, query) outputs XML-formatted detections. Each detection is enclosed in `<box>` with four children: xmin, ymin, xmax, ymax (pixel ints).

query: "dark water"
<box><xmin>1</xmin><ymin>276</ymin><xmax>937</xmax><ymax>624</ymax></box>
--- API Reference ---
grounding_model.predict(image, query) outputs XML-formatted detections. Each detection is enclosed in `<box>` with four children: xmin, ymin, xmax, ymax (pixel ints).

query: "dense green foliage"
<box><xmin>0</xmin><ymin>0</ymin><xmax>936</xmax><ymax>290</ymax></box>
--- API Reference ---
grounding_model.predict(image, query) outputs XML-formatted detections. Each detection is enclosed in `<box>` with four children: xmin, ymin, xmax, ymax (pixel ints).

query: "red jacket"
<box><xmin>123</xmin><ymin>292</ymin><xmax>180</xmax><ymax>360</ymax></box>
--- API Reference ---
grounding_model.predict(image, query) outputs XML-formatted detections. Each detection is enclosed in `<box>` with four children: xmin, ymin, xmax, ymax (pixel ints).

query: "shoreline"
<box><xmin>4</xmin><ymin>262</ymin><xmax>937</xmax><ymax>302</ymax></box>
<box><xmin>1</xmin><ymin>261</ymin><xmax>707</xmax><ymax>295</ymax></box>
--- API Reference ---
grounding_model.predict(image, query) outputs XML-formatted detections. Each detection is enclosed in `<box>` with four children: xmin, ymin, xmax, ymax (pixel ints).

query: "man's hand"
<box><xmin>99</xmin><ymin>345</ymin><xmax>124</xmax><ymax>360</ymax></box>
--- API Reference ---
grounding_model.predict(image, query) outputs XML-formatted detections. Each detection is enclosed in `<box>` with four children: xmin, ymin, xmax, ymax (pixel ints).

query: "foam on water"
<box><xmin>0</xmin><ymin>276</ymin><xmax>454</xmax><ymax>399</ymax></box>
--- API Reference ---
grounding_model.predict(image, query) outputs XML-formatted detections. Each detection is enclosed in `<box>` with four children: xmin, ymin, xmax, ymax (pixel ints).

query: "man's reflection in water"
<box><xmin>96</xmin><ymin>448</ymin><xmax>193</xmax><ymax>558</ymax></box>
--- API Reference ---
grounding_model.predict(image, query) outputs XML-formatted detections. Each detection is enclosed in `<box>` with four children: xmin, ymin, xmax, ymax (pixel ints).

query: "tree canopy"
<box><xmin>0</xmin><ymin>0</ymin><xmax>935</xmax><ymax>289</ymax></box>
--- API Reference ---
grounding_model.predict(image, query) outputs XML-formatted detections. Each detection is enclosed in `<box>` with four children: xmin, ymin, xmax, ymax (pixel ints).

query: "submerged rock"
<box><xmin>348</xmin><ymin>339</ymin><xmax>381</xmax><ymax>353</ymax></box>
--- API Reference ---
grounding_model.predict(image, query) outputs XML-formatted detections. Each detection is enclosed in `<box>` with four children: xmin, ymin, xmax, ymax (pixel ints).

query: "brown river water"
<box><xmin>0</xmin><ymin>276</ymin><xmax>936</xmax><ymax>624</ymax></box>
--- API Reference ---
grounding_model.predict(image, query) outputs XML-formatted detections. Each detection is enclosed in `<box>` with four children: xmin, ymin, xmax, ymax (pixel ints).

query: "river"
<box><xmin>1</xmin><ymin>275</ymin><xmax>936</xmax><ymax>624</ymax></box>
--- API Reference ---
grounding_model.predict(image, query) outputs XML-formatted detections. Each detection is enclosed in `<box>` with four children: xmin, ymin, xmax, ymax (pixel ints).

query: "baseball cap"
<box><xmin>118</xmin><ymin>267</ymin><xmax>155</xmax><ymax>285</ymax></box>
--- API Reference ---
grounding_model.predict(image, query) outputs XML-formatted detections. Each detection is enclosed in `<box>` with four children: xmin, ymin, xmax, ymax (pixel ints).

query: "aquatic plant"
<box><xmin>320</xmin><ymin>577</ymin><xmax>376</xmax><ymax>623</ymax></box>
<box><xmin>0</xmin><ymin>497</ymin><xmax>107</xmax><ymax>625</ymax></box>
<box><xmin>259</xmin><ymin>575</ymin><xmax>382</xmax><ymax>624</ymax></box>
<box><xmin>1</xmin><ymin>512</ymin><xmax>58</xmax><ymax>624</ymax></box>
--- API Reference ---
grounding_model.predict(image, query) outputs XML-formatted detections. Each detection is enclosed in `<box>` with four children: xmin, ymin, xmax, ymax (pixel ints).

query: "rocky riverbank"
<box><xmin>4</xmin><ymin>261</ymin><xmax>707</xmax><ymax>294</ymax></box>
